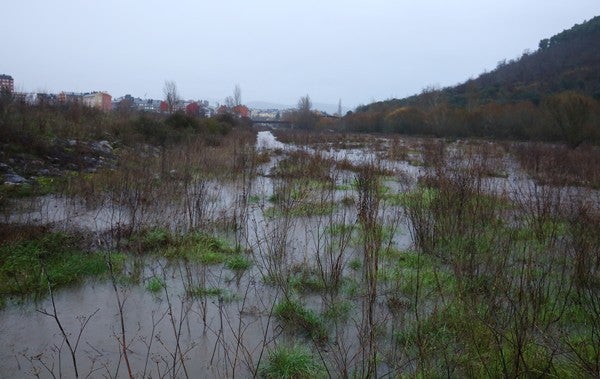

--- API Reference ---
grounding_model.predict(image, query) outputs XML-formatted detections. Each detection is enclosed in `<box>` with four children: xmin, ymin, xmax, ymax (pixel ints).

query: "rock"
<box><xmin>4</xmin><ymin>173</ymin><xmax>27</xmax><ymax>185</ymax></box>
<box><xmin>68</xmin><ymin>139</ymin><xmax>77</xmax><ymax>146</ymax></box>
<box><xmin>0</xmin><ymin>162</ymin><xmax>13</xmax><ymax>173</ymax></box>
<box><xmin>38</xmin><ymin>169</ymin><xmax>51</xmax><ymax>176</ymax></box>
<box><xmin>91</xmin><ymin>140</ymin><xmax>113</xmax><ymax>154</ymax></box>
<box><xmin>83</xmin><ymin>156</ymin><xmax>98</xmax><ymax>164</ymax></box>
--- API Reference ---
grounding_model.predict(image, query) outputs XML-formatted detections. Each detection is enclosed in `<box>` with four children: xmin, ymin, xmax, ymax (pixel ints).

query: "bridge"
<box><xmin>250</xmin><ymin>119</ymin><xmax>293</xmax><ymax>127</ymax></box>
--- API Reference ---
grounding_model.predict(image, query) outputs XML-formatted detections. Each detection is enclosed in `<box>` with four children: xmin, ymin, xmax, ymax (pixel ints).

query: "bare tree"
<box><xmin>298</xmin><ymin>94</ymin><xmax>311</xmax><ymax>113</ymax></box>
<box><xmin>233</xmin><ymin>84</ymin><xmax>242</xmax><ymax>107</ymax></box>
<box><xmin>295</xmin><ymin>95</ymin><xmax>316</xmax><ymax>129</ymax></box>
<box><xmin>163</xmin><ymin>80</ymin><xmax>179</xmax><ymax>113</ymax></box>
<box><xmin>224</xmin><ymin>96</ymin><xmax>235</xmax><ymax>110</ymax></box>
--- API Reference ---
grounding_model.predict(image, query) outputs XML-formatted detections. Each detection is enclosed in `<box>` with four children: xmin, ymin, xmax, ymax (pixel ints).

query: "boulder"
<box><xmin>4</xmin><ymin>173</ymin><xmax>27</xmax><ymax>185</ymax></box>
<box><xmin>91</xmin><ymin>140</ymin><xmax>113</xmax><ymax>154</ymax></box>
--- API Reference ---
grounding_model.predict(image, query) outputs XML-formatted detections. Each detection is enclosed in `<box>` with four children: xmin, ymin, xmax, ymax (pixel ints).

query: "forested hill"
<box><xmin>345</xmin><ymin>16</ymin><xmax>600</xmax><ymax>145</ymax></box>
<box><xmin>453</xmin><ymin>15</ymin><xmax>600</xmax><ymax>105</ymax></box>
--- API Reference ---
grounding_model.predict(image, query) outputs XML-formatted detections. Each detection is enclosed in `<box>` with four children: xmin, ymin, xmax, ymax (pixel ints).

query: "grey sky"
<box><xmin>2</xmin><ymin>0</ymin><xmax>599</xmax><ymax>110</ymax></box>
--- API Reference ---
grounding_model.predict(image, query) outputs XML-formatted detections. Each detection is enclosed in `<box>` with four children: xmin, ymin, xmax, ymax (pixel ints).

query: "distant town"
<box><xmin>0</xmin><ymin>74</ymin><xmax>338</xmax><ymax>122</ymax></box>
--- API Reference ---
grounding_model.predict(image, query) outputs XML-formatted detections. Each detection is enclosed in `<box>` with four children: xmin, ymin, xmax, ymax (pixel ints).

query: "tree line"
<box><xmin>343</xmin><ymin>90</ymin><xmax>600</xmax><ymax>146</ymax></box>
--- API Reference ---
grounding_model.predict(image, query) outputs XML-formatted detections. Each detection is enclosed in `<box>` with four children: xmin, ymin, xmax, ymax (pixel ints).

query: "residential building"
<box><xmin>250</xmin><ymin>108</ymin><xmax>281</xmax><ymax>121</ymax></box>
<box><xmin>58</xmin><ymin>92</ymin><xmax>84</xmax><ymax>104</ymax></box>
<box><xmin>82</xmin><ymin>92</ymin><xmax>112</xmax><ymax>111</ymax></box>
<box><xmin>35</xmin><ymin>93</ymin><xmax>59</xmax><ymax>106</ymax></box>
<box><xmin>186</xmin><ymin>101</ymin><xmax>201</xmax><ymax>116</ymax></box>
<box><xmin>0</xmin><ymin>74</ymin><xmax>14</xmax><ymax>93</ymax></box>
<box><xmin>232</xmin><ymin>105</ymin><xmax>250</xmax><ymax>118</ymax></box>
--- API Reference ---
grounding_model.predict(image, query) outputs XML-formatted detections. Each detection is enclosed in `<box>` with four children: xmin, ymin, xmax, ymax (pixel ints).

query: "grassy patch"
<box><xmin>348</xmin><ymin>258</ymin><xmax>361</xmax><ymax>271</ymax></box>
<box><xmin>260</xmin><ymin>344</ymin><xmax>324</xmax><ymax>379</ymax></box>
<box><xmin>0</xmin><ymin>176</ymin><xmax>62</xmax><ymax>200</ymax></box>
<box><xmin>264</xmin><ymin>202</ymin><xmax>336</xmax><ymax>218</ymax></box>
<box><xmin>289</xmin><ymin>273</ymin><xmax>325</xmax><ymax>293</ymax></box>
<box><xmin>274</xmin><ymin>298</ymin><xmax>328</xmax><ymax>343</ymax></box>
<box><xmin>225</xmin><ymin>254</ymin><xmax>253</xmax><ymax>271</ymax></box>
<box><xmin>248</xmin><ymin>194</ymin><xmax>261</xmax><ymax>204</ymax></box>
<box><xmin>146</xmin><ymin>276</ymin><xmax>165</xmax><ymax>293</ymax></box>
<box><xmin>162</xmin><ymin>232</ymin><xmax>239</xmax><ymax>265</ymax></box>
<box><xmin>0</xmin><ymin>231</ymin><xmax>124</xmax><ymax>301</ymax></box>
<box><xmin>377</xmin><ymin>250</ymin><xmax>455</xmax><ymax>296</ymax></box>
<box><xmin>325</xmin><ymin>222</ymin><xmax>355</xmax><ymax>236</ymax></box>
<box><xmin>385</xmin><ymin>186</ymin><xmax>439</xmax><ymax>207</ymax></box>
<box><xmin>142</xmin><ymin>228</ymin><xmax>171</xmax><ymax>250</ymax></box>
<box><xmin>323</xmin><ymin>300</ymin><xmax>353</xmax><ymax>322</ymax></box>
<box><xmin>263</xmin><ymin>268</ymin><xmax>325</xmax><ymax>294</ymax></box>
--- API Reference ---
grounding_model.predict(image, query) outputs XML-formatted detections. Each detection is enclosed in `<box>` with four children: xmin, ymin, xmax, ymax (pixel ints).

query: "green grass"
<box><xmin>0</xmin><ymin>176</ymin><xmax>62</xmax><ymax>200</ymax></box>
<box><xmin>324</xmin><ymin>222</ymin><xmax>355</xmax><ymax>236</ymax></box>
<box><xmin>225</xmin><ymin>254</ymin><xmax>253</xmax><ymax>271</ymax></box>
<box><xmin>161</xmin><ymin>232</ymin><xmax>239</xmax><ymax>265</ymax></box>
<box><xmin>143</xmin><ymin>228</ymin><xmax>171</xmax><ymax>250</ymax></box>
<box><xmin>288</xmin><ymin>272</ymin><xmax>325</xmax><ymax>293</ymax></box>
<box><xmin>322</xmin><ymin>300</ymin><xmax>353</xmax><ymax>322</ymax></box>
<box><xmin>263</xmin><ymin>267</ymin><xmax>325</xmax><ymax>294</ymax></box>
<box><xmin>274</xmin><ymin>298</ymin><xmax>328</xmax><ymax>343</ymax></box>
<box><xmin>385</xmin><ymin>186</ymin><xmax>439</xmax><ymax>207</ymax></box>
<box><xmin>260</xmin><ymin>344</ymin><xmax>324</xmax><ymax>379</ymax></box>
<box><xmin>377</xmin><ymin>250</ymin><xmax>455</xmax><ymax>296</ymax></box>
<box><xmin>0</xmin><ymin>232</ymin><xmax>125</xmax><ymax>301</ymax></box>
<box><xmin>348</xmin><ymin>258</ymin><xmax>361</xmax><ymax>271</ymax></box>
<box><xmin>248</xmin><ymin>194</ymin><xmax>261</xmax><ymax>204</ymax></box>
<box><xmin>196</xmin><ymin>250</ymin><xmax>229</xmax><ymax>264</ymax></box>
<box><xmin>146</xmin><ymin>276</ymin><xmax>165</xmax><ymax>293</ymax></box>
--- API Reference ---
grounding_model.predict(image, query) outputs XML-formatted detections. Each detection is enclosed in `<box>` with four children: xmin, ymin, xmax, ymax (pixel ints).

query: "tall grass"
<box><xmin>260</xmin><ymin>344</ymin><xmax>324</xmax><ymax>379</ymax></box>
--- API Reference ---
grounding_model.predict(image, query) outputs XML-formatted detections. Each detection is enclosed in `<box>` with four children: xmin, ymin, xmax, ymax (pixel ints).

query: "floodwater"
<box><xmin>1</xmin><ymin>131</ymin><xmax>408</xmax><ymax>378</ymax></box>
<box><xmin>1</xmin><ymin>131</ymin><xmax>597</xmax><ymax>378</ymax></box>
<box><xmin>0</xmin><ymin>260</ymin><xmax>276</xmax><ymax>378</ymax></box>
<box><xmin>255</xmin><ymin>131</ymin><xmax>286</xmax><ymax>151</ymax></box>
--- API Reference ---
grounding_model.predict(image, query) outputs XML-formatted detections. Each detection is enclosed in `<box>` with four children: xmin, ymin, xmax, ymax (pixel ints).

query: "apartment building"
<box><xmin>0</xmin><ymin>74</ymin><xmax>14</xmax><ymax>93</ymax></box>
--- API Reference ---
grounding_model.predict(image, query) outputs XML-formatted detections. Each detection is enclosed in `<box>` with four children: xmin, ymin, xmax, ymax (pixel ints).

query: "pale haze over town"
<box><xmin>2</xmin><ymin>0</ymin><xmax>599</xmax><ymax>112</ymax></box>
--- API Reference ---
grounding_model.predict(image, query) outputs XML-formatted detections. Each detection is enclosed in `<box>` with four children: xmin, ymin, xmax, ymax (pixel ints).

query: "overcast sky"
<box><xmin>2</xmin><ymin>0</ymin><xmax>599</xmax><ymax>110</ymax></box>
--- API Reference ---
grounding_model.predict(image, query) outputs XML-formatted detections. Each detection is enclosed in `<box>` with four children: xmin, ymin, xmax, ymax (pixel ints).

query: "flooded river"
<box><xmin>1</xmin><ymin>131</ymin><xmax>598</xmax><ymax>378</ymax></box>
